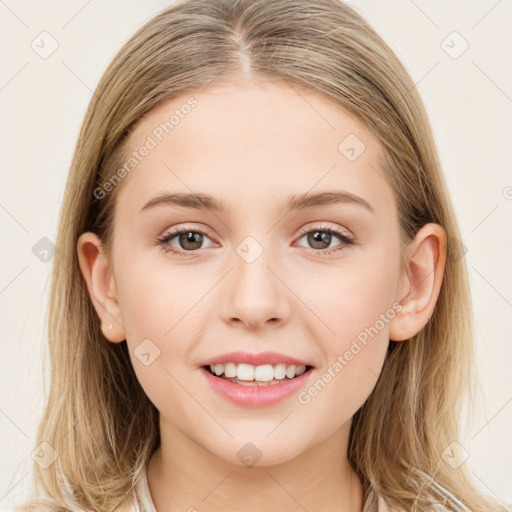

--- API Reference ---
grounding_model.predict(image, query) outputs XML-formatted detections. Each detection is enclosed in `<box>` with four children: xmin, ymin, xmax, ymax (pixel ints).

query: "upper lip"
<box><xmin>199</xmin><ymin>351</ymin><xmax>313</xmax><ymax>368</ymax></box>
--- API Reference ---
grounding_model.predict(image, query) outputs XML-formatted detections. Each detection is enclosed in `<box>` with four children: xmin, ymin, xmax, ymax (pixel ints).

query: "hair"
<box><xmin>13</xmin><ymin>0</ymin><xmax>508</xmax><ymax>511</ymax></box>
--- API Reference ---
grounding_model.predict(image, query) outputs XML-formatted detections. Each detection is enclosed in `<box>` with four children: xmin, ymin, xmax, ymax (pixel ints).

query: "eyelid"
<box><xmin>159</xmin><ymin>222</ymin><xmax>352</xmax><ymax>242</ymax></box>
<box><xmin>293</xmin><ymin>222</ymin><xmax>355</xmax><ymax>256</ymax></box>
<box><xmin>295</xmin><ymin>222</ymin><xmax>353</xmax><ymax>239</ymax></box>
<box><xmin>157</xmin><ymin>221</ymin><xmax>355</xmax><ymax>256</ymax></box>
<box><xmin>160</xmin><ymin>223</ymin><xmax>215</xmax><ymax>239</ymax></box>
<box><xmin>156</xmin><ymin>223</ymin><xmax>217</xmax><ymax>255</ymax></box>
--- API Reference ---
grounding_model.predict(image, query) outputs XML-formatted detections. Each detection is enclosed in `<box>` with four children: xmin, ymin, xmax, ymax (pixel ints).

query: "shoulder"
<box><xmin>115</xmin><ymin>490</ymin><xmax>139</xmax><ymax>512</ymax></box>
<box><xmin>377</xmin><ymin>495</ymin><xmax>407</xmax><ymax>512</ymax></box>
<box><xmin>114</xmin><ymin>471</ymin><xmax>157</xmax><ymax>512</ymax></box>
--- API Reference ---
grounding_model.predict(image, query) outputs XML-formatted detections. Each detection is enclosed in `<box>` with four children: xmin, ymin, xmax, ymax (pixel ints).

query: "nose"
<box><xmin>220</xmin><ymin>247</ymin><xmax>291</xmax><ymax>330</ymax></box>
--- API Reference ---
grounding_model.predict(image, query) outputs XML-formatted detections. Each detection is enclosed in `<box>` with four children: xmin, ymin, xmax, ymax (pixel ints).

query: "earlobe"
<box><xmin>76</xmin><ymin>232</ymin><xmax>126</xmax><ymax>343</ymax></box>
<box><xmin>100</xmin><ymin>323</ymin><xmax>114</xmax><ymax>337</ymax></box>
<box><xmin>389</xmin><ymin>223</ymin><xmax>447</xmax><ymax>342</ymax></box>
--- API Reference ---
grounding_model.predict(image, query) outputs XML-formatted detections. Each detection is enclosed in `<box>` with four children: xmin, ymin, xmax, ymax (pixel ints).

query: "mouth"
<box><xmin>202</xmin><ymin>363</ymin><xmax>315</xmax><ymax>387</ymax></box>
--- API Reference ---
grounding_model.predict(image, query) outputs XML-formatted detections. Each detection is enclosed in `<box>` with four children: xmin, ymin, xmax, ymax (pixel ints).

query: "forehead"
<box><xmin>114</xmin><ymin>80</ymin><xmax>395</xmax><ymax>220</ymax></box>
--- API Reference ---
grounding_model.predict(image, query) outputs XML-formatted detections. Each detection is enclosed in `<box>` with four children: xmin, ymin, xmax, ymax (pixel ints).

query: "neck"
<box><xmin>146</xmin><ymin>418</ymin><xmax>363</xmax><ymax>512</ymax></box>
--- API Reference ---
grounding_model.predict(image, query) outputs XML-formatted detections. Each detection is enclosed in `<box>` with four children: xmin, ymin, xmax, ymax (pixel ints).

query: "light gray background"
<box><xmin>1</xmin><ymin>0</ymin><xmax>511</xmax><ymax>509</ymax></box>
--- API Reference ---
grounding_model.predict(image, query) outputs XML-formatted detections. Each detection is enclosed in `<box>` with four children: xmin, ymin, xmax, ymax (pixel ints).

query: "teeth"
<box><xmin>254</xmin><ymin>364</ymin><xmax>273</xmax><ymax>382</ymax></box>
<box><xmin>285</xmin><ymin>365</ymin><xmax>296</xmax><ymax>379</ymax></box>
<box><xmin>224</xmin><ymin>362</ymin><xmax>237</xmax><ymax>378</ymax></box>
<box><xmin>208</xmin><ymin>362</ymin><xmax>308</xmax><ymax>381</ymax></box>
<box><xmin>274</xmin><ymin>363</ymin><xmax>286</xmax><ymax>379</ymax></box>
<box><xmin>237</xmin><ymin>363</ymin><xmax>254</xmax><ymax>381</ymax></box>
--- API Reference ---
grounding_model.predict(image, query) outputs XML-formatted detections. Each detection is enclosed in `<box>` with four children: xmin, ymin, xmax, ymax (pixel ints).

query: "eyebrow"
<box><xmin>139</xmin><ymin>190</ymin><xmax>374</xmax><ymax>215</ymax></box>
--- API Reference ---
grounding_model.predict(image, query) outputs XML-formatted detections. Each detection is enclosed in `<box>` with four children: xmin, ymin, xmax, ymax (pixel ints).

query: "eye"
<box><xmin>156</xmin><ymin>225</ymin><xmax>215</xmax><ymax>255</ymax></box>
<box><xmin>295</xmin><ymin>224</ymin><xmax>355</xmax><ymax>255</ymax></box>
<box><xmin>156</xmin><ymin>223</ymin><xmax>355</xmax><ymax>257</ymax></box>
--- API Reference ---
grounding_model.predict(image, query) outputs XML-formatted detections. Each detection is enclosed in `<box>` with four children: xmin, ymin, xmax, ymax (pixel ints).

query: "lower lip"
<box><xmin>199</xmin><ymin>367</ymin><xmax>315</xmax><ymax>407</ymax></box>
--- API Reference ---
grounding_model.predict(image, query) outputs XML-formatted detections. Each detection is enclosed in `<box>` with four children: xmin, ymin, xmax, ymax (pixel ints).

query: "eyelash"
<box><xmin>156</xmin><ymin>223</ymin><xmax>355</xmax><ymax>257</ymax></box>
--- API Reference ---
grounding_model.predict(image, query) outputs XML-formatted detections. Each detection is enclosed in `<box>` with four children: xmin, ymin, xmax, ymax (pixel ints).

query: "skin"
<box><xmin>77</xmin><ymin>79</ymin><xmax>446</xmax><ymax>511</ymax></box>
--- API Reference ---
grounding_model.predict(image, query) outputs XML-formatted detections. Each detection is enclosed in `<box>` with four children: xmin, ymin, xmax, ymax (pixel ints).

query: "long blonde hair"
<box><xmin>15</xmin><ymin>0</ymin><xmax>508</xmax><ymax>510</ymax></box>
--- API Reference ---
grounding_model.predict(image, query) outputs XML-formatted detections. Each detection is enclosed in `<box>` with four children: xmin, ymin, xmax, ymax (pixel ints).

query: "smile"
<box><xmin>200</xmin><ymin>364</ymin><xmax>315</xmax><ymax>407</ymax></box>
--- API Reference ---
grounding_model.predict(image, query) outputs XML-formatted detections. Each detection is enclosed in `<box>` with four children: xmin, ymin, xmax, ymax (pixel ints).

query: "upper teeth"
<box><xmin>209</xmin><ymin>362</ymin><xmax>307</xmax><ymax>381</ymax></box>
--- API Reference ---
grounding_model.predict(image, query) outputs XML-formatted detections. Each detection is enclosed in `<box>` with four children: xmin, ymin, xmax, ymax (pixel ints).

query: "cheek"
<box><xmin>113</xmin><ymin>261</ymin><xmax>209</xmax><ymax>399</ymax></box>
<box><xmin>301</xmin><ymin>245</ymin><xmax>399</xmax><ymax>401</ymax></box>
<box><xmin>115</xmin><ymin>254</ymin><xmax>205</xmax><ymax>339</ymax></box>
<box><xmin>312</xmin><ymin>250</ymin><xmax>400</xmax><ymax>348</ymax></box>
<box><xmin>113</xmin><ymin>229</ymin><xmax>399</xmax><ymax>426</ymax></box>
<box><xmin>297</xmin><ymin>270</ymin><xmax>394</xmax><ymax>426</ymax></box>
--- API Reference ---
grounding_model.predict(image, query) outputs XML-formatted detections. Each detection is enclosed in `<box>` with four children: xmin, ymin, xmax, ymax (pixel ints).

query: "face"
<box><xmin>88</xmin><ymin>80</ymin><xmax>408</xmax><ymax>466</ymax></box>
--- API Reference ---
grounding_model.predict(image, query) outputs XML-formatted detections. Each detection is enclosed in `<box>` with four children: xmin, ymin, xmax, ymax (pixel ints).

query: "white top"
<box><xmin>116</xmin><ymin>469</ymin><xmax>396</xmax><ymax>512</ymax></box>
<box><xmin>114</xmin><ymin>466</ymin><xmax>476</xmax><ymax>512</ymax></box>
<box><xmin>131</xmin><ymin>469</ymin><xmax>158</xmax><ymax>511</ymax></box>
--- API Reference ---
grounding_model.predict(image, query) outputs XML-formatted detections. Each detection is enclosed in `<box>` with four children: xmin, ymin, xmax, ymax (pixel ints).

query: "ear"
<box><xmin>389</xmin><ymin>223</ymin><xmax>447</xmax><ymax>342</ymax></box>
<box><xmin>76</xmin><ymin>232</ymin><xmax>126</xmax><ymax>343</ymax></box>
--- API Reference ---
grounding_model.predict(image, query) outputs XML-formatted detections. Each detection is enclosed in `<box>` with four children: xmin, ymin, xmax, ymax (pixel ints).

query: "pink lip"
<box><xmin>199</xmin><ymin>350</ymin><xmax>313</xmax><ymax>367</ymax></box>
<box><xmin>199</xmin><ymin>366</ymin><xmax>315</xmax><ymax>408</ymax></box>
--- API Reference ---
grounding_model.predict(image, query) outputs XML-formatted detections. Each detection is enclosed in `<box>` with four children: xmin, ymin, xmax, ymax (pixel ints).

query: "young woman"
<box><xmin>15</xmin><ymin>0</ymin><xmax>509</xmax><ymax>511</ymax></box>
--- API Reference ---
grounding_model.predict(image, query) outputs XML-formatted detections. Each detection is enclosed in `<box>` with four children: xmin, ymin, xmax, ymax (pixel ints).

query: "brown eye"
<box><xmin>176</xmin><ymin>231</ymin><xmax>204</xmax><ymax>250</ymax></box>
<box><xmin>157</xmin><ymin>226</ymin><xmax>214</xmax><ymax>255</ymax></box>
<box><xmin>306</xmin><ymin>230</ymin><xmax>334</xmax><ymax>250</ymax></box>
<box><xmin>295</xmin><ymin>225</ymin><xmax>355</xmax><ymax>256</ymax></box>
